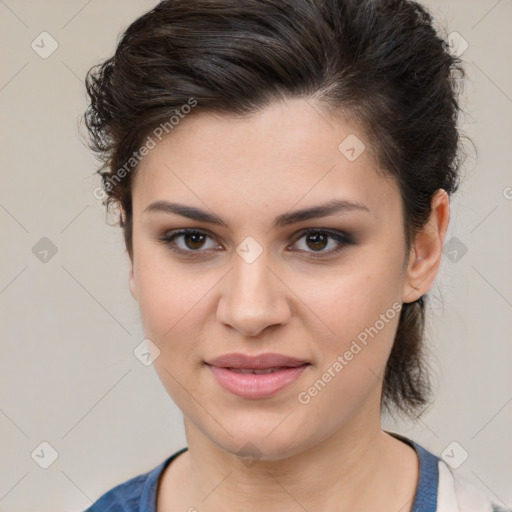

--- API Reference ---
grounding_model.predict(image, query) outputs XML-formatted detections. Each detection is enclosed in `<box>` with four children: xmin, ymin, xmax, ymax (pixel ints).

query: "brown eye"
<box><xmin>291</xmin><ymin>229</ymin><xmax>354</xmax><ymax>258</ymax></box>
<box><xmin>180</xmin><ymin>232</ymin><xmax>207</xmax><ymax>250</ymax></box>
<box><xmin>304</xmin><ymin>232</ymin><xmax>329</xmax><ymax>251</ymax></box>
<box><xmin>158</xmin><ymin>229</ymin><xmax>221</xmax><ymax>254</ymax></box>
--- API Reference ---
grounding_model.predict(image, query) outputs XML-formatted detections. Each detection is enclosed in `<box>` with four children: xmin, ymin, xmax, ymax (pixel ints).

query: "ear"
<box><xmin>128</xmin><ymin>258</ymin><xmax>138</xmax><ymax>301</ymax></box>
<box><xmin>401</xmin><ymin>189</ymin><xmax>450</xmax><ymax>303</ymax></box>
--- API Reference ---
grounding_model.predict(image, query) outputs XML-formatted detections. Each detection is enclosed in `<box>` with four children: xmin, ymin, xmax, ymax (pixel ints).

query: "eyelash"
<box><xmin>157</xmin><ymin>228</ymin><xmax>354</xmax><ymax>259</ymax></box>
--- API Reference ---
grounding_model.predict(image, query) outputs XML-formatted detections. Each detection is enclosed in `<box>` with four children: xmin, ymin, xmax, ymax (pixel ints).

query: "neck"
<box><xmin>161</xmin><ymin>403</ymin><xmax>418</xmax><ymax>511</ymax></box>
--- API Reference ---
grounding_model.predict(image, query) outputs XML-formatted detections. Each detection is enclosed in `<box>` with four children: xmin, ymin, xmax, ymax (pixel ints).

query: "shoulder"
<box><xmin>437</xmin><ymin>457</ymin><xmax>511</xmax><ymax>512</ymax></box>
<box><xmin>84</xmin><ymin>471</ymin><xmax>148</xmax><ymax>512</ymax></box>
<box><xmin>387</xmin><ymin>432</ymin><xmax>510</xmax><ymax>512</ymax></box>
<box><xmin>82</xmin><ymin>448</ymin><xmax>188</xmax><ymax>512</ymax></box>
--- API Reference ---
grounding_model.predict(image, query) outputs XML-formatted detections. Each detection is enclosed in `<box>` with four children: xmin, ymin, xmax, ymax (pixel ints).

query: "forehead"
<box><xmin>132</xmin><ymin>98</ymin><xmax>400</xmax><ymax>221</ymax></box>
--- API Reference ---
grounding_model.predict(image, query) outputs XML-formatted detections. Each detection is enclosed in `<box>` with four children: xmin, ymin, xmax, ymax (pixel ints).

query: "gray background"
<box><xmin>0</xmin><ymin>0</ymin><xmax>511</xmax><ymax>510</ymax></box>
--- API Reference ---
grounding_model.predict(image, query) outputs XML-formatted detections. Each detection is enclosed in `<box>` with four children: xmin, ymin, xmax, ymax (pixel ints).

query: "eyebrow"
<box><xmin>143</xmin><ymin>199</ymin><xmax>370</xmax><ymax>230</ymax></box>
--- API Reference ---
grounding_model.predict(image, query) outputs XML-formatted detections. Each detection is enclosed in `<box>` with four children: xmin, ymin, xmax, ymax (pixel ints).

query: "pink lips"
<box><xmin>205</xmin><ymin>352</ymin><xmax>310</xmax><ymax>399</ymax></box>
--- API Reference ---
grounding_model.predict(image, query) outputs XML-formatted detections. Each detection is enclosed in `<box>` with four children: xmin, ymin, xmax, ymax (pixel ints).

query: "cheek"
<box><xmin>136</xmin><ymin>266</ymin><xmax>208</xmax><ymax>401</ymax></box>
<box><xmin>133</xmin><ymin>242</ymin><xmax>204</xmax><ymax>336</ymax></box>
<box><xmin>133</xmin><ymin>256</ymin><xmax>218</xmax><ymax>395</ymax></box>
<box><xmin>303</xmin><ymin>256</ymin><xmax>403</xmax><ymax>343</ymax></box>
<box><xmin>296</xmin><ymin>296</ymin><xmax>401</xmax><ymax>433</ymax></box>
<box><xmin>296</xmin><ymin>259</ymin><xmax>403</xmax><ymax>404</ymax></box>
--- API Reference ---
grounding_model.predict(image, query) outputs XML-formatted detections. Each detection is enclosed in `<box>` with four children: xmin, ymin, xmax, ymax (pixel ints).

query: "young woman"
<box><xmin>82</xmin><ymin>0</ymin><xmax>509</xmax><ymax>510</ymax></box>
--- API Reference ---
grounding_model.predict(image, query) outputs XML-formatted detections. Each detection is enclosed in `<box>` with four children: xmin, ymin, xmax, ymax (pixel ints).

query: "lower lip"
<box><xmin>207</xmin><ymin>364</ymin><xmax>310</xmax><ymax>399</ymax></box>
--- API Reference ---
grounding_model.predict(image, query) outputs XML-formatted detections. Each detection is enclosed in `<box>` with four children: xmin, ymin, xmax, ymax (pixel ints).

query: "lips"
<box><xmin>205</xmin><ymin>352</ymin><xmax>309</xmax><ymax>370</ymax></box>
<box><xmin>205</xmin><ymin>352</ymin><xmax>310</xmax><ymax>399</ymax></box>
<box><xmin>228</xmin><ymin>368</ymin><xmax>287</xmax><ymax>374</ymax></box>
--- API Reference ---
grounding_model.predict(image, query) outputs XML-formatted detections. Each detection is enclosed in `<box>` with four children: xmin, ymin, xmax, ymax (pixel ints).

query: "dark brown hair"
<box><xmin>83</xmin><ymin>0</ymin><xmax>467</xmax><ymax>418</ymax></box>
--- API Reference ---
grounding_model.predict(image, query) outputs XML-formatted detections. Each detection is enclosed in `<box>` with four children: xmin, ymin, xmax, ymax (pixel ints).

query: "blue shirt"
<box><xmin>84</xmin><ymin>432</ymin><xmax>509</xmax><ymax>511</ymax></box>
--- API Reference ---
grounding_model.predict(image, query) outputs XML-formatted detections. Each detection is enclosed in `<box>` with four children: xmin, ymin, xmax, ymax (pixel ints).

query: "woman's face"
<box><xmin>128</xmin><ymin>98</ymin><xmax>420</xmax><ymax>460</ymax></box>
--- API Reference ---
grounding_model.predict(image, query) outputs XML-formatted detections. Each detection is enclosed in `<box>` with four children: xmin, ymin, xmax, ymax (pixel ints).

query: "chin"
<box><xmin>211</xmin><ymin>424</ymin><xmax>313</xmax><ymax>463</ymax></box>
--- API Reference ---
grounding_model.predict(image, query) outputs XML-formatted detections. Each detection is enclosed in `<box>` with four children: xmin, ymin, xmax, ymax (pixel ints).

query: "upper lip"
<box><xmin>205</xmin><ymin>352</ymin><xmax>310</xmax><ymax>370</ymax></box>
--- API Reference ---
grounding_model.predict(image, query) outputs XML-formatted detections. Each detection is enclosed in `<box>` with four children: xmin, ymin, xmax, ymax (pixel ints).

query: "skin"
<box><xmin>127</xmin><ymin>98</ymin><xmax>450</xmax><ymax>511</ymax></box>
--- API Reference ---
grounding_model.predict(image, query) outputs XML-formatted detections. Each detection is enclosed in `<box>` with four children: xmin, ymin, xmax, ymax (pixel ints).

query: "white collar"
<box><xmin>437</xmin><ymin>460</ymin><xmax>496</xmax><ymax>512</ymax></box>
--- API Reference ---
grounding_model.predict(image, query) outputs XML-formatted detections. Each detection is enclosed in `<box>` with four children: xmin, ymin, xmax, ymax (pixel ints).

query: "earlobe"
<box><xmin>401</xmin><ymin>189</ymin><xmax>450</xmax><ymax>303</ymax></box>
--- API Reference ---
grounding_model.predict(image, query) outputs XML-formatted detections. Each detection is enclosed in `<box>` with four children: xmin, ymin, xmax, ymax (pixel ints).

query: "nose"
<box><xmin>216</xmin><ymin>251</ymin><xmax>291</xmax><ymax>338</ymax></box>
